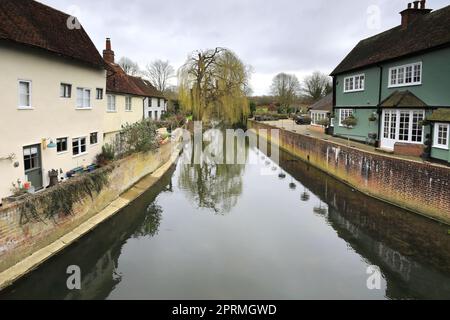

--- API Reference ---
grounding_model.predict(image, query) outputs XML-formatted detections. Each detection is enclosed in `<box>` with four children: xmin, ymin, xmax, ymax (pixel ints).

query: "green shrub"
<box><xmin>95</xmin><ymin>144</ymin><xmax>115</xmax><ymax>167</ymax></box>
<box><xmin>121</xmin><ymin>119</ymin><xmax>159</xmax><ymax>154</ymax></box>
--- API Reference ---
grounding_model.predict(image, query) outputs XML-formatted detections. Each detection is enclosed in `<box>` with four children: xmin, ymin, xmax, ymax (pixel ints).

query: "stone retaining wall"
<box><xmin>0</xmin><ymin>142</ymin><xmax>173</xmax><ymax>272</ymax></box>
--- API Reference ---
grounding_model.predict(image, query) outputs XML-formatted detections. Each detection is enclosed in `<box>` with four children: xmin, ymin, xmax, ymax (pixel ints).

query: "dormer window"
<box><xmin>389</xmin><ymin>62</ymin><xmax>422</xmax><ymax>87</ymax></box>
<box><xmin>344</xmin><ymin>74</ymin><xmax>365</xmax><ymax>93</ymax></box>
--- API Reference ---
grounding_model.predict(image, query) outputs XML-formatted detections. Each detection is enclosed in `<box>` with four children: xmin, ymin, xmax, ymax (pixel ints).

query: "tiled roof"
<box><xmin>106</xmin><ymin>62</ymin><xmax>165</xmax><ymax>98</ymax></box>
<box><xmin>309</xmin><ymin>94</ymin><xmax>333</xmax><ymax>112</ymax></box>
<box><xmin>331</xmin><ymin>5</ymin><xmax>450</xmax><ymax>75</ymax></box>
<box><xmin>130</xmin><ymin>76</ymin><xmax>165</xmax><ymax>99</ymax></box>
<box><xmin>428</xmin><ymin>108</ymin><xmax>450</xmax><ymax>122</ymax></box>
<box><xmin>0</xmin><ymin>0</ymin><xmax>104</xmax><ymax>68</ymax></box>
<box><xmin>379</xmin><ymin>90</ymin><xmax>428</xmax><ymax>108</ymax></box>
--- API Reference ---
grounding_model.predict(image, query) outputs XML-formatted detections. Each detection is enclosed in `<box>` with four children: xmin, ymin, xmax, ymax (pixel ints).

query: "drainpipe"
<box><xmin>332</xmin><ymin>76</ymin><xmax>337</xmax><ymax>132</ymax></box>
<box><xmin>376</xmin><ymin>64</ymin><xmax>383</xmax><ymax>147</ymax></box>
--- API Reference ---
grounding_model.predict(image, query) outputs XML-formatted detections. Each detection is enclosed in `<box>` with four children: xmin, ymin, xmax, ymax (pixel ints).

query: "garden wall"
<box><xmin>0</xmin><ymin>142</ymin><xmax>173</xmax><ymax>273</ymax></box>
<box><xmin>248</xmin><ymin>120</ymin><xmax>450</xmax><ymax>224</ymax></box>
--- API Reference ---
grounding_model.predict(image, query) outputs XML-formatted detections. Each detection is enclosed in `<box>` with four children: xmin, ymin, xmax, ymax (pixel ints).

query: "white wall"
<box><xmin>103</xmin><ymin>94</ymin><xmax>144</xmax><ymax>143</ymax></box>
<box><xmin>144</xmin><ymin>97</ymin><xmax>167</xmax><ymax>120</ymax></box>
<box><xmin>0</xmin><ymin>42</ymin><xmax>106</xmax><ymax>202</ymax></box>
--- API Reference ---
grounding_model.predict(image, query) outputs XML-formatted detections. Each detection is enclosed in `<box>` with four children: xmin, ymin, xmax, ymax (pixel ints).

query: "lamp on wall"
<box><xmin>47</xmin><ymin>140</ymin><xmax>57</xmax><ymax>148</ymax></box>
<box><xmin>41</xmin><ymin>138</ymin><xmax>57</xmax><ymax>149</ymax></box>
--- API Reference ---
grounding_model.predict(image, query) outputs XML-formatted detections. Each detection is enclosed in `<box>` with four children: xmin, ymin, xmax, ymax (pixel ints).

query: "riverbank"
<box><xmin>0</xmin><ymin>130</ymin><xmax>183</xmax><ymax>291</ymax></box>
<box><xmin>248</xmin><ymin>120</ymin><xmax>450</xmax><ymax>225</ymax></box>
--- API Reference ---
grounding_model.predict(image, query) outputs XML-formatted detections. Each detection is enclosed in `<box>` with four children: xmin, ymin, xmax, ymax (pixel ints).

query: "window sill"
<box><xmin>18</xmin><ymin>106</ymin><xmax>34</xmax><ymax>110</ymax></box>
<box><xmin>107</xmin><ymin>110</ymin><xmax>118</xmax><ymax>113</ymax></box>
<box><xmin>388</xmin><ymin>83</ymin><xmax>422</xmax><ymax>89</ymax></box>
<box><xmin>432</xmin><ymin>145</ymin><xmax>449</xmax><ymax>150</ymax></box>
<box><xmin>57</xmin><ymin>151</ymin><xmax>69</xmax><ymax>155</ymax></box>
<box><xmin>125</xmin><ymin>110</ymin><xmax>133</xmax><ymax>112</ymax></box>
<box><xmin>343</xmin><ymin>89</ymin><xmax>365</xmax><ymax>94</ymax></box>
<box><xmin>76</xmin><ymin>107</ymin><xmax>92</xmax><ymax>110</ymax></box>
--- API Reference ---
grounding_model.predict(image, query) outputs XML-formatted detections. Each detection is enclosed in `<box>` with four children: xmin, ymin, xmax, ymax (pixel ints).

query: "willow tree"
<box><xmin>178</xmin><ymin>48</ymin><xmax>251</xmax><ymax>125</ymax></box>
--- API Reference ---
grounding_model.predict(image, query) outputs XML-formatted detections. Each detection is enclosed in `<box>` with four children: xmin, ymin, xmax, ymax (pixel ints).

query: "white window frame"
<box><xmin>76</xmin><ymin>87</ymin><xmax>91</xmax><ymax>109</ymax></box>
<box><xmin>107</xmin><ymin>94</ymin><xmax>117</xmax><ymax>112</ymax></box>
<box><xmin>125</xmin><ymin>96</ymin><xmax>132</xmax><ymax>112</ymax></box>
<box><xmin>339</xmin><ymin>109</ymin><xmax>354</xmax><ymax>127</ymax></box>
<box><xmin>18</xmin><ymin>80</ymin><xmax>32</xmax><ymax>109</ymax></box>
<box><xmin>388</xmin><ymin>62</ymin><xmax>422</xmax><ymax>88</ymax></box>
<box><xmin>381</xmin><ymin>109</ymin><xmax>425</xmax><ymax>144</ymax></box>
<box><xmin>72</xmin><ymin>137</ymin><xmax>87</xmax><ymax>157</ymax></box>
<box><xmin>343</xmin><ymin>74</ymin><xmax>365</xmax><ymax>93</ymax></box>
<box><xmin>433</xmin><ymin>123</ymin><xmax>450</xmax><ymax>150</ymax></box>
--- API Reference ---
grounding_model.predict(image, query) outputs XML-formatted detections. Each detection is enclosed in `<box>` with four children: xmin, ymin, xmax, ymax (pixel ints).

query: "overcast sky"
<box><xmin>41</xmin><ymin>0</ymin><xmax>448</xmax><ymax>95</ymax></box>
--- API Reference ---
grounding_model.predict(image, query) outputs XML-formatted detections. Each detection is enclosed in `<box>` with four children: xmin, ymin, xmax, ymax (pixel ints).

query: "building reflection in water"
<box><xmin>2</xmin><ymin>139</ymin><xmax>450</xmax><ymax>300</ymax></box>
<box><xmin>277</xmin><ymin>146</ymin><xmax>450</xmax><ymax>299</ymax></box>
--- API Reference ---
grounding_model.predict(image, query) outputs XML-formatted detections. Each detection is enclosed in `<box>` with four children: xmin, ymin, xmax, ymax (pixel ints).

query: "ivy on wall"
<box><xmin>18</xmin><ymin>167</ymin><xmax>113</xmax><ymax>225</ymax></box>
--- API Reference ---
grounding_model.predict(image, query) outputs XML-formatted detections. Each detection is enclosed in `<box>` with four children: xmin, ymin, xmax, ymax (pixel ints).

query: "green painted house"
<box><xmin>330</xmin><ymin>1</ymin><xmax>450</xmax><ymax>163</ymax></box>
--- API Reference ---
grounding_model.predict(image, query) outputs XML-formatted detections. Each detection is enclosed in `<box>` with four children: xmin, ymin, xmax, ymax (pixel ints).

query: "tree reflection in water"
<box><xmin>178</xmin><ymin>163</ymin><xmax>245</xmax><ymax>214</ymax></box>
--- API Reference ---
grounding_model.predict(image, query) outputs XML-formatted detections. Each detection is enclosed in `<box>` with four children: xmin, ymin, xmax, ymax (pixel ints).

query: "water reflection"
<box><xmin>0</xmin><ymin>166</ymin><xmax>176</xmax><ymax>300</ymax></box>
<box><xmin>1</xmin><ymin>140</ymin><xmax>449</xmax><ymax>300</ymax></box>
<box><xmin>278</xmin><ymin>149</ymin><xmax>450</xmax><ymax>299</ymax></box>
<box><xmin>178</xmin><ymin>163</ymin><xmax>245</xmax><ymax>214</ymax></box>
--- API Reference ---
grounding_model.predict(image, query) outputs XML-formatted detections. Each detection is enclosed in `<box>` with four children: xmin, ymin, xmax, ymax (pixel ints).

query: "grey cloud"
<box><xmin>41</xmin><ymin>0</ymin><xmax>449</xmax><ymax>94</ymax></box>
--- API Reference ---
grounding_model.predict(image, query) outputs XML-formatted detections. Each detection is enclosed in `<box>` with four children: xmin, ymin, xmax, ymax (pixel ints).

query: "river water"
<box><xmin>1</xmin><ymin>139</ymin><xmax>450</xmax><ymax>300</ymax></box>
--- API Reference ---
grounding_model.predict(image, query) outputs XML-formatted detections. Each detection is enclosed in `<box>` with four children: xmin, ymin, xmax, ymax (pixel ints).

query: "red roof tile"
<box><xmin>0</xmin><ymin>0</ymin><xmax>104</xmax><ymax>68</ymax></box>
<box><xmin>106</xmin><ymin>61</ymin><xmax>165</xmax><ymax>98</ymax></box>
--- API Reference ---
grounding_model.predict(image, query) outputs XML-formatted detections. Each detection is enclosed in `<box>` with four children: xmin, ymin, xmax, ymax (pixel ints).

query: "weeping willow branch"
<box><xmin>178</xmin><ymin>48</ymin><xmax>251</xmax><ymax>125</ymax></box>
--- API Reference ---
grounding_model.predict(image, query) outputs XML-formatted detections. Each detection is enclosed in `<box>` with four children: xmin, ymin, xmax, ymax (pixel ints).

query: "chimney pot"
<box><xmin>401</xmin><ymin>0</ymin><xmax>432</xmax><ymax>29</ymax></box>
<box><xmin>103</xmin><ymin>37</ymin><xmax>115</xmax><ymax>64</ymax></box>
<box><xmin>420</xmin><ymin>0</ymin><xmax>426</xmax><ymax>9</ymax></box>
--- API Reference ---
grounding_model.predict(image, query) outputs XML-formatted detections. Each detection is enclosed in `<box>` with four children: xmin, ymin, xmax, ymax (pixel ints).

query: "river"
<box><xmin>1</xmin><ymin>138</ymin><xmax>449</xmax><ymax>300</ymax></box>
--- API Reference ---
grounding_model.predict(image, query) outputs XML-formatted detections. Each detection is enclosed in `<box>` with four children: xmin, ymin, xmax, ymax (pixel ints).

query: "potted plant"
<box><xmin>368</xmin><ymin>112</ymin><xmax>377</xmax><ymax>122</ymax></box>
<box><xmin>317</xmin><ymin>117</ymin><xmax>333</xmax><ymax>135</ymax></box>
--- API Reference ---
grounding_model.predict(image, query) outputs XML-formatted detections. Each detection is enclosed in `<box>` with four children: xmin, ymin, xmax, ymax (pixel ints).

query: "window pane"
<box><xmin>19</xmin><ymin>82</ymin><xmax>30</xmax><ymax>106</ymax></box>
<box><xmin>391</xmin><ymin>70</ymin><xmax>397</xmax><ymax>85</ymax></box>
<box><xmin>414</xmin><ymin>64</ymin><xmax>421</xmax><ymax>83</ymax></box>
<box><xmin>399</xmin><ymin>111</ymin><xmax>410</xmax><ymax>141</ymax></box>
<box><xmin>77</xmin><ymin>88</ymin><xmax>83</xmax><ymax>107</ymax></box>
<box><xmin>411</xmin><ymin>111</ymin><xmax>424</xmax><ymax>142</ymax></box>
<box><xmin>405</xmin><ymin>66</ymin><xmax>413</xmax><ymax>83</ymax></box>
<box><xmin>398</xmin><ymin>68</ymin><xmax>405</xmax><ymax>84</ymax></box>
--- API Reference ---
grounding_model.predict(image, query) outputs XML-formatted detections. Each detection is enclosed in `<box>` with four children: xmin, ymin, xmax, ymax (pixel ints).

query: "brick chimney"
<box><xmin>103</xmin><ymin>38</ymin><xmax>115</xmax><ymax>64</ymax></box>
<box><xmin>400</xmin><ymin>0</ymin><xmax>432</xmax><ymax>28</ymax></box>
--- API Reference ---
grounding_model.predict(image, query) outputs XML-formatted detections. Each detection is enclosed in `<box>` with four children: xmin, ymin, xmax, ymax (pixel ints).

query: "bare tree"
<box><xmin>118</xmin><ymin>57</ymin><xmax>140</xmax><ymax>76</ymax></box>
<box><xmin>145</xmin><ymin>60</ymin><xmax>175</xmax><ymax>92</ymax></box>
<box><xmin>302</xmin><ymin>71</ymin><xmax>332</xmax><ymax>102</ymax></box>
<box><xmin>270</xmin><ymin>73</ymin><xmax>300</xmax><ymax>111</ymax></box>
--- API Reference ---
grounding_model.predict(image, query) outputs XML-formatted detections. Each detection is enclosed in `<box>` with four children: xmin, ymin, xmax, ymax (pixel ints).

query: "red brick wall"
<box><xmin>249</xmin><ymin>120</ymin><xmax>450</xmax><ymax>224</ymax></box>
<box><xmin>394</xmin><ymin>142</ymin><xmax>424</xmax><ymax>157</ymax></box>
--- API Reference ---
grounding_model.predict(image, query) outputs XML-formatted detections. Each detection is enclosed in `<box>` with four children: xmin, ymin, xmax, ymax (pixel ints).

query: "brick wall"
<box><xmin>0</xmin><ymin>142</ymin><xmax>173</xmax><ymax>273</ymax></box>
<box><xmin>248</xmin><ymin>120</ymin><xmax>450</xmax><ymax>224</ymax></box>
